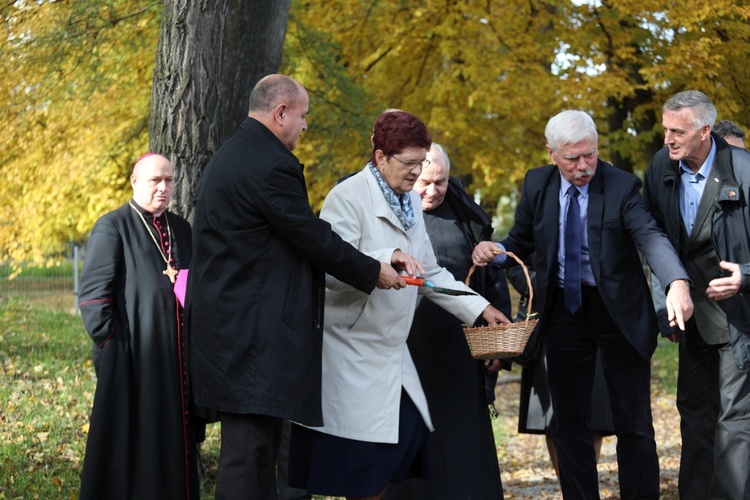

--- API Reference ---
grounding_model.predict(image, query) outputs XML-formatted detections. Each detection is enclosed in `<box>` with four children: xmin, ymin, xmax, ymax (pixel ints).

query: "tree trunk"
<box><xmin>607</xmin><ymin>97</ymin><xmax>633</xmax><ymax>173</ymax></box>
<box><xmin>607</xmin><ymin>89</ymin><xmax>662</xmax><ymax>175</ymax></box>
<box><xmin>221</xmin><ymin>0</ymin><xmax>291</xmax><ymax>143</ymax></box>
<box><xmin>149</xmin><ymin>0</ymin><xmax>290</xmax><ymax>221</ymax></box>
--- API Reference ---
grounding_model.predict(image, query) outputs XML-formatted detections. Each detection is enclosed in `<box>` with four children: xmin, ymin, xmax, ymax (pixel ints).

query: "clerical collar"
<box><xmin>130</xmin><ymin>199</ymin><xmax>164</xmax><ymax>218</ymax></box>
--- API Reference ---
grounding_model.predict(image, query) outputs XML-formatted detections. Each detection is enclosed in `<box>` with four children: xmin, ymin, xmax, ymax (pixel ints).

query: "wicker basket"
<box><xmin>463</xmin><ymin>249</ymin><xmax>538</xmax><ymax>360</ymax></box>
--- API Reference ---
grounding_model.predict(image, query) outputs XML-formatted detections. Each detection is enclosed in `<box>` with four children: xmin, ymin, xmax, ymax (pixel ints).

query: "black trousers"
<box><xmin>676</xmin><ymin>326</ymin><xmax>750</xmax><ymax>499</ymax></box>
<box><xmin>215</xmin><ymin>412</ymin><xmax>283</xmax><ymax>500</ymax></box>
<box><xmin>545</xmin><ymin>286</ymin><xmax>659</xmax><ymax>500</ymax></box>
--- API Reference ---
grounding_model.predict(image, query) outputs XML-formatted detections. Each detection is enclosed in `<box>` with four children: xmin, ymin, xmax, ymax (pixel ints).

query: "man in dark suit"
<box><xmin>187</xmin><ymin>74</ymin><xmax>413</xmax><ymax>499</ymax></box>
<box><xmin>643</xmin><ymin>90</ymin><xmax>750</xmax><ymax>499</ymax></box>
<box><xmin>473</xmin><ymin>110</ymin><xmax>693</xmax><ymax>499</ymax></box>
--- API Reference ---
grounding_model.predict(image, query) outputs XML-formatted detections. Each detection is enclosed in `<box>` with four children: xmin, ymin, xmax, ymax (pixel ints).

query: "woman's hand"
<box><xmin>484</xmin><ymin>359</ymin><xmax>503</xmax><ymax>374</ymax></box>
<box><xmin>391</xmin><ymin>250</ymin><xmax>424</xmax><ymax>278</ymax></box>
<box><xmin>481</xmin><ymin>305</ymin><xmax>511</xmax><ymax>326</ymax></box>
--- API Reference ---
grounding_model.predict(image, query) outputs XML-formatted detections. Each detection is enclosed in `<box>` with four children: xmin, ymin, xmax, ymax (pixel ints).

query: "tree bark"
<box><xmin>221</xmin><ymin>0</ymin><xmax>291</xmax><ymax>143</ymax></box>
<box><xmin>607</xmin><ymin>89</ymin><xmax>663</xmax><ymax>175</ymax></box>
<box><xmin>149</xmin><ymin>0</ymin><xmax>290</xmax><ymax>221</ymax></box>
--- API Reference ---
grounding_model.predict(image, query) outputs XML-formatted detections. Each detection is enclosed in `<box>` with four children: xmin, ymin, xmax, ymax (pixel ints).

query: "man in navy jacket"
<box><xmin>474</xmin><ymin>110</ymin><xmax>692</xmax><ymax>499</ymax></box>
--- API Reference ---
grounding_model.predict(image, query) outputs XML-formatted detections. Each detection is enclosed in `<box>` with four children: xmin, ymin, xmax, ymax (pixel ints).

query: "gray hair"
<box><xmin>247</xmin><ymin>74</ymin><xmax>302</xmax><ymax>114</ymax></box>
<box><xmin>429</xmin><ymin>142</ymin><xmax>451</xmax><ymax>172</ymax></box>
<box><xmin>714</xmin><ymin>119</ymin><xmax>746</xmax><ymax>140</ymax></box>
<box><xmin>545</xmin><ymin>110</ymin><xmax>598</xmax><ymax>151</ymax></box>
<box><xmin>663</xmin><ymin>90</ymin><xmax>717</xmax><ymax>130</ymax></box>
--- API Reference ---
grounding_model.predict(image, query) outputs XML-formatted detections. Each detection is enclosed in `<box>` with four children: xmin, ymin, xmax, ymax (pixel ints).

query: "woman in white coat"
<box><xmin>288</xmin><ymin>111</ymin><xmax>510</xmax><ymax>500</ymax></box>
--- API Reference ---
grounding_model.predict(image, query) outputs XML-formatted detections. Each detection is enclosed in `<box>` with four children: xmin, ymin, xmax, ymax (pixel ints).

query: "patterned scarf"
<box><xmin>368</xmin><ymin>162</ymin><xmax>416</xmax><ymax>230</ymax></box>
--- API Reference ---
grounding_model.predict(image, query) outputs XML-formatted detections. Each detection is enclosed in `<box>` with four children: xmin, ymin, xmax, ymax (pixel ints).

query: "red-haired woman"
<box><xmin>287</xmin><ymin>110</ymin><xmax>510</xmax><ymax>500</ymax></box>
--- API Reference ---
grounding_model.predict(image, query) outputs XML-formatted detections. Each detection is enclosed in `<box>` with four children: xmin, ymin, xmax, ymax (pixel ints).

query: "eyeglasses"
<box><xmin>391</xmin><ymin>156</ymin><xmax>431</xmax><ymax>170</ymax></box>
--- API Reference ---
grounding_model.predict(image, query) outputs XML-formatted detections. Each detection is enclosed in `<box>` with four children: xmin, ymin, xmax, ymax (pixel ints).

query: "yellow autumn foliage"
<box><xmin>0</xmin><ymin>1</ymin><xmax>160</xmax><ymax>265</ymax></box>
<box><xmin>286</xmin><ymin>0</ymin><xmax>750</xmax><ymax>219</ymax></box>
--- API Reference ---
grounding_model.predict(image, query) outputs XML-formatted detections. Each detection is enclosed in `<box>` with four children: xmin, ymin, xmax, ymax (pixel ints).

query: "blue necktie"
<box><xmin>564</xmin><ymin>186</ymin><xmax>582</xmax><ymax>313</ymax></box>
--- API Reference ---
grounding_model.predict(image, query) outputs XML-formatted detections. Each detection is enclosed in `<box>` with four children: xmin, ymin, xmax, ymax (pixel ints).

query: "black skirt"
<box><xmin>287</xmin><ymin>389</ymin><xmax>432</xmax><ymax>497</ymax></box>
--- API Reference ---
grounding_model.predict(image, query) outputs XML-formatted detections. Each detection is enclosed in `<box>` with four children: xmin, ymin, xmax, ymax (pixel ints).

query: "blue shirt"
<box><xmin>679</xmin><ymin>137</ymin><xmax>716</xmax><ymax>236</ymax></box>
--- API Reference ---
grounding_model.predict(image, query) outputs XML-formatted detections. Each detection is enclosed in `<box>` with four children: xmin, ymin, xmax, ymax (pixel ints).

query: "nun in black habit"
<box><xmin>386</xmin><ymin>143</ymin><xmax>510</xmax><ymax>500</ymax></box>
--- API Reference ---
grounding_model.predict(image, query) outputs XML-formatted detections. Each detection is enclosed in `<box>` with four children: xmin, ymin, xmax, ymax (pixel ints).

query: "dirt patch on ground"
<box><xmin>494</xmin><ymin>374</ymin><xmax>680</xmax><ymax>499</ymax></box>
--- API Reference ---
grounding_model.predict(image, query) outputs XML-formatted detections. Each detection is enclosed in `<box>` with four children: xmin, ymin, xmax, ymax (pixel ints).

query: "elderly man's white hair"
<box><xmin>429</xmin><ymin>142</ymin><xmax>451</xmax><ymax>172</ymax></box>
<box><xmin>545</xmin><ymin>110</ymin><xmax>598</xmax><ymax>151</ymax></box>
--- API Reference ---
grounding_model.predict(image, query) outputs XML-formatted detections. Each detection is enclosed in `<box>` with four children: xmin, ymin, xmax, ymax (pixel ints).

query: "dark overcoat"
<box><xmin>188</xmin><ymin>117</ymin><xmax>380</xmax><ymax>426</ymax></box>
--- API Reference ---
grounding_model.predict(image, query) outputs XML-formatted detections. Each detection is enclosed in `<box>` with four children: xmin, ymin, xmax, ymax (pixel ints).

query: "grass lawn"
<box><xmin>1</xmin><ymin>299</ymin><xmax>93</xmax><ymax>498</ymax></box>
<box><xmin>0</xmin><ymin>299</ymin><xmax>220</xmax><ymax>499</ymax></box>
<box><xmin>0</xmin><ymin>299</ymin><xmax>680</xmax><ymax>499</ymax></box>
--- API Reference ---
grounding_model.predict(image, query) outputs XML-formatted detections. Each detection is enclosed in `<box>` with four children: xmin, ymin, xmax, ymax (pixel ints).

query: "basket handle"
<box><xmin>465</xmin><ymin>248</ymin><xmax>534</xmax><ymax>323</ymax></box>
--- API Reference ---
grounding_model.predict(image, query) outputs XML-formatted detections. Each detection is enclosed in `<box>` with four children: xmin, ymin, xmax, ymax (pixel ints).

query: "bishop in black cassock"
<box><xmin>78</xmin><ymin>153</ymin><xmax>198</xmax><ymax>500</ymax></box>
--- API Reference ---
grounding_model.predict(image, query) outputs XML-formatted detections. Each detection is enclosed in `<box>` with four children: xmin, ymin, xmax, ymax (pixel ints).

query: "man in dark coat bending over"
<box><xmin>187</xmin><ymin>74</ymin><xmax>412</xmax><ymax>499</ymax></box>
<box><xmin>79</xmin><ymin>153</ymin><xmax>199</xmax><ymax>499</ymax></box>
<box><xmin>473</xmin><ymin>110</ymin><xmax>693</xmax><ymax>499</ymax></box>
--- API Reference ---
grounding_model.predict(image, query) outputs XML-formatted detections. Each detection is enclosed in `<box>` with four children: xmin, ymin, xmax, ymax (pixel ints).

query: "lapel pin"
<box><xmin>714</xmin><ymin>178</ymin><xmax>720</xmax><ymax>182</ymax></box>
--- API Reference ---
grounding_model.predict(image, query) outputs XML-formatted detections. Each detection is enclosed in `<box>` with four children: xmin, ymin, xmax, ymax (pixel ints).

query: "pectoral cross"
<box><xmin>163</xmin><ymin>263</ymin><xmax>178</xmax><ymax>284</ymax></box>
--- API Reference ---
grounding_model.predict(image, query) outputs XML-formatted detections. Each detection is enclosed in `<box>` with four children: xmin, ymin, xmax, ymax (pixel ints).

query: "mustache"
<box><xmin>573</xmin><ymin>169</ymin><xmax>595</xmax><ymax>180</ymax></box>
